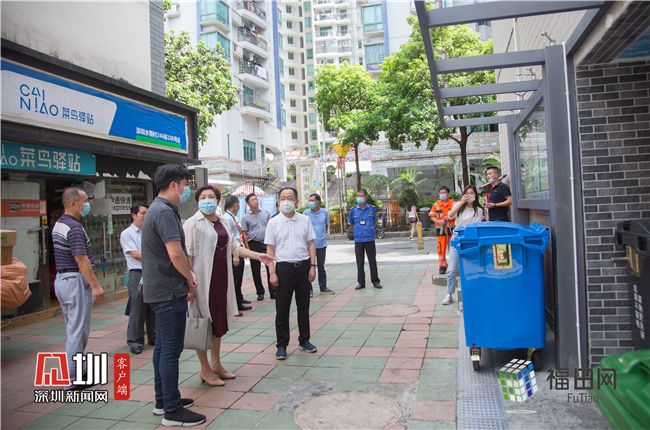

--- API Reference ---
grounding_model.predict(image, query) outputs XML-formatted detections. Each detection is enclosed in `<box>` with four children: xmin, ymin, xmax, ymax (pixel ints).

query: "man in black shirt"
<box><xmin>484</xmin><ymin>166</ymin><xmax>512</xmax><ymax>222</ymax></box>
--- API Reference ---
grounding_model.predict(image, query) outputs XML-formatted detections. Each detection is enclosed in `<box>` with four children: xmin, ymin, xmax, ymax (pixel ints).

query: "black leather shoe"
<box><xmin>241</xmin><ymin>299</ymin><xmax>252</xmax><ymax>304</ymax></box>
<box><xmin>270</xmin><ymin>292</ymin><xmax>277</xmax><ymax>300</ymax></box>
<box><xmin>257</xmin><ymin>293</ymin><xmax>264</xmax><ymax>301</ymax></box>
<box><xmin>439</xmin><ymin>266</ymin><xmax>447</xmax><ymax>274</ymax></box>
<box><xmin>130</xmin><ymin>346</ymin><xmax>144</xmax><ymax>354</ymax></box>
<box><xmin>373</xmin><ymin>283</ymin><xmax>383</xmax><ymax>289</ymax></box>
<box><xmin>238</xmin><ymin>304</ymin><xmax>252</xmax><ymax>311</ymax></box>
<box><xmin>355</xmin><ymin>284</ymin><xmax>366</xmax><ymax>290</ymax></box>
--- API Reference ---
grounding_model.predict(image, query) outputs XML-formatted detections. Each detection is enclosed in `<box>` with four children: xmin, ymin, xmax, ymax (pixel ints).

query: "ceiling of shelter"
<box><xmin>582</xmin><ymin>1</ymin><xmax>650</xmax><ymax>64</ymax></box>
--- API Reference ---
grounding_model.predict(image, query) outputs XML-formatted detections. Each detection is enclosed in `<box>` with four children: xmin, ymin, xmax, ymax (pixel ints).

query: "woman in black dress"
<box><xmin>183</xmin><ymin>186</ymin><xmax>272</xmax><ymax>386</ymax></box>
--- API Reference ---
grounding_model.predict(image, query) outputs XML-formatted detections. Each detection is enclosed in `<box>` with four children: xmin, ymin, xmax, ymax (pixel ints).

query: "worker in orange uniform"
<box><xmin>429</xmin><ymin>186</ymin><xmax>455</xmax><ymax>274</ymax></box>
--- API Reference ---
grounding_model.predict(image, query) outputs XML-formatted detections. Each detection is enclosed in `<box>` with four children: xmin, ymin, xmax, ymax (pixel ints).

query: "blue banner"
<box><xmin>1</xmin><ymin>141</ymin><xmax>96</xmax><ymax>175</ymax></box>
<box><xmin>1</xmin><ymin>60</ymin><xmax>188</xmax><ymax>154</ymax></box>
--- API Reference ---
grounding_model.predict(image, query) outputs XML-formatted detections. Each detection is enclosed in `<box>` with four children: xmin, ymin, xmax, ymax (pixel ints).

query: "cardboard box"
<box><xmin>1</xmin><ymin>230</ymin><xmax>17</xmax><ymax>265</ymax></box>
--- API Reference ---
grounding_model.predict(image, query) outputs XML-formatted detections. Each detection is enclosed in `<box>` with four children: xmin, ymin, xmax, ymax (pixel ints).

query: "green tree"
<box><xmin>362</xmin><ymin>174</ymin><xmax>391</xmax><ymax>198</ymax></box>
<box><xmin>377</xmin><ymin>16</ymin><xmax>494</xmax><ymax>188</ymax></box>
<box><xmin>165</xmin><ymin>32</ymin><xmax>238</xmax><ymax>146</ymax></box>
<box><xmin>391</xmin><ymin>167</ymin><xmax>429</xmax><ymax>208</ymax></box>
<box><xmin>315</xmin><ymin>63</ymin><xmax>380</xmax><ymax>191</ymax></box>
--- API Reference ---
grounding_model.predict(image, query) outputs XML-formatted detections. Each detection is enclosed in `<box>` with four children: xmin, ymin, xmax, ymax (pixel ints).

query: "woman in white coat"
<box><xmin>184</xmin><ymin>185</ymin><xmax>272</xmax><ymax>386</ymax></box>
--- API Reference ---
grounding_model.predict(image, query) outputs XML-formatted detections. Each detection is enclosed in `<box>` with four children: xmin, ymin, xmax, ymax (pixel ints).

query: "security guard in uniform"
<box><xmin>429</xmin><ymin>186</ymin><xmax>455</xmax><ymax>274</ymax></box>
<box><xmin>348</xmin><ymin>188</ymin><xmax>383</xmax><ymax>290</ymax></box>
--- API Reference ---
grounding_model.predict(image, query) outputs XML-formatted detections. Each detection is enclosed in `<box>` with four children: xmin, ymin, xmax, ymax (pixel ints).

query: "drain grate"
<box><xmin>363</xmin><ymin>304</ymin><xmax>420</xmax><ymax>317</ymax></box>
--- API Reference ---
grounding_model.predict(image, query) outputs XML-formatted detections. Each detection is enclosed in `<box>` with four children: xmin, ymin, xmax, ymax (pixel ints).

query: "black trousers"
<box><xmin>232</xmin><ymin>257</ymin><xmax>245</xmax><ymax>304</ymax></box>
<box><xmin>275</xmin><ymin>260</ymin><xmax>311</xmax><ymax>347</ymax></box>
<box><xmin>248</xmin><ymin>240</ymin><xmax>271</xmax><ymax>295</ymax></box>
<box><xmin>126</xmin><ymin>270</ymin><xmax>155</xmax><ymax>347</ymax></box>
<box><xmin>309</xmin><ymin>247</ymin><xmax>327</xmax><ymax>291</ymax></box>
<box><xmin>355</xmin><ymin>241</ymin><xmax>380</xmax><ymax>286</ymax></box>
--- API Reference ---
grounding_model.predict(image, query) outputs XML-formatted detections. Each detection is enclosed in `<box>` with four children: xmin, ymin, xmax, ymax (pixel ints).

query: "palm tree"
<box><xmin>391</xmin><ymin>167</ymin><xmax>428</xmax><ymax>192</ymax></box>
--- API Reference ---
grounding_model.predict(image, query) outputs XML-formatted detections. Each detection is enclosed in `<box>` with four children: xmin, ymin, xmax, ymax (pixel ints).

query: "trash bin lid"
<box><xmin>451</xmin><ymin>221</ymin><xmax>549</xmax><ymax>253</ymax></box>
<box><xmin>616</xmin><ymin>220</ymin><xmax>650</xmax><ymax>256</ymax></box>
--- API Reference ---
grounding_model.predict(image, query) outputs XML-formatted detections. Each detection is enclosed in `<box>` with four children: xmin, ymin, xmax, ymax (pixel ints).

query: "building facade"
<box><xmin>165</xmin><ymin>0</ymin><xmax>285</xmax><ymax>185</ymax></box>
<box><xmin>1</xmin><ymin>1</ymin><xmax>199</xmax><ymax>317</ymax></box>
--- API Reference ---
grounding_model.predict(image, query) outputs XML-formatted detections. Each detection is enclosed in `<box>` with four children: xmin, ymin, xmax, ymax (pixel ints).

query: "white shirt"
<box><xmin>264</xmin><ymin>211</ymin><xmax>316</xmax><ymax>262</ymax></box>
<box><xmin>448</xmin><ymin>202</ymin><xmax>485</xmax><ymax>228</ymax></box>
<box><xmin>120</xmin><ymin>223</ymin><xmax>142</xmax><ymax>270</ymax></box>
<box><xmin>224</xmin><ymin>210</ymin><xmax>243</xmax><ymax>245</ymax></box>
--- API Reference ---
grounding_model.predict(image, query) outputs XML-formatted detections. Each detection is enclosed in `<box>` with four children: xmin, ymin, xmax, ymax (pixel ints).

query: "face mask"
<box><xmin>306</xmin><ymin>202</ymin><xmax>316</xmax><ymax>209</ymax></box>
<box><xmin>439</xmin><ymin>194</ymin><xmax>448</xmax><ymax>201</ymax></box>
<box><xmin>467</xmin><ymin>195</ymin><xmax>475</xmax><ymax>203</ymax></box>
<box><xmin>180</xmin><ymin>185</ymin><xmax>191</xmax><ymax>203</ymax></box>
<box><xmin>198</xmin><ymin>198</ymin><xmax>217</xmax><ymax>215</ymax></box>
<box><xmin>80</xmin><ymin>202</ymin><xmax>91</xmax><ymax>217</ymax></box>
<box><xmin>487</xmin><ymin>177</ymin><xmax>495</xmax><ymax>184</ymax></box>
<box><xmin>356</xmin><ymin>197</ymin><xmax>365</xmax><ymax>204</ymax></box>
<box><xmin>280</xmin><ymin>201</ymin><xmax>295</xmax><ymax>213</ymax></box>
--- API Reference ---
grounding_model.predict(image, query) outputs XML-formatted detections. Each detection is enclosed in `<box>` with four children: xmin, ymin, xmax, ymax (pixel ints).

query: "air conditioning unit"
<box><xmin>166</xmin><ymin>2</ymin><xmax>180</xmax><ymax>18</ymax></box>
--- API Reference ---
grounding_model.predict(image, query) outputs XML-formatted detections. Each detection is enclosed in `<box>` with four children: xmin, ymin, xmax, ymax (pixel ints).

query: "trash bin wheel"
<box><xmin>376</xmin><ymin>229</ymin><xmax>385</xmax><ymax>239</ymax></box>
<box><xmin>470</xmin><ymin>345</ymin><xmax>481</xmax><ymax>371</ymax></box>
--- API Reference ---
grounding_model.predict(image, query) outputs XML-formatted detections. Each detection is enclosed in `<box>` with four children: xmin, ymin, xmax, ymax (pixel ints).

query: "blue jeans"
<box><xmin>446</xmin><ymin>245</ymin><xmax>459</xmax><ymax>295</ymax></box>
<box><xmin>149</xmin><ymin>296</ymin><xmax>187</xmax><ymax>413</ymax></box>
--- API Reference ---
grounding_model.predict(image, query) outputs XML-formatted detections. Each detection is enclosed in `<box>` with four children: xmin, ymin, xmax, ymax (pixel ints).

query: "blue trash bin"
<box><xmin>451</xmin><ymin>222</ymin><xmax>549</xmax><ymax>370</ymax></box>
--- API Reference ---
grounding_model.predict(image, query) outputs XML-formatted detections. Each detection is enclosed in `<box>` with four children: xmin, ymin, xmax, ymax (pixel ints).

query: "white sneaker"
<box><xmin>442</xmin><ymin>294</ymin><xmax>453</xmax><ymax>305</ymax></box>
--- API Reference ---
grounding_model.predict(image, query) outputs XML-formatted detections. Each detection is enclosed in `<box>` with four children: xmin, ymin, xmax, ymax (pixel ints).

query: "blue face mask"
<box><xmin>439</xmin><ymin>193</ymin><xmax>448</xmax><ymax>201</ymax></box>
<box><xmin>81</xmin><ymin>202</ymin><xmax>91</xmax><ymax>217</ymax></box>
<box><xmin>306</xmin><ymin>202</ymin><xmax>316</xmax><ymax>209</ymax></box>
<box><xmin>356</xmin><ymin>197</ymin><xmax>365</xmax><ymax>204</ymax></box>
<box><xmin>198</xmin><ymin>198</ymin><xmax>217</xmax><ymax>215</ymax></box>
<box><xmin>180</xmin><ymin>186</ymin><xmax>191</xmax><ymax>204</ymax></box>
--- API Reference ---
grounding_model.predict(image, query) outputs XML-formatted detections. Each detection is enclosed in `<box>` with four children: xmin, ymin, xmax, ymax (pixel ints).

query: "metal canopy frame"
<box><xmin>414</xmin><ymin>0</ymin><xmax>610</xmax><ymax>369</ymax></box>
<box><xmin>413</xmin><ymin>0</ymin><xmax>607</xmax><ymax>128</ymax></box>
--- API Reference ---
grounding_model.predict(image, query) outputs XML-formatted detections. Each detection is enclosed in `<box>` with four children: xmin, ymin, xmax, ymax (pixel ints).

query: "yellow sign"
<box><xmin>332</xmin><ymin>142</ymin><xmax>350</xmax><ymax>158</ymax></box>
<box><xmin>493</xmin><ymin>244</ymin><xmax>513</xmax><ymax>270</ymax></box>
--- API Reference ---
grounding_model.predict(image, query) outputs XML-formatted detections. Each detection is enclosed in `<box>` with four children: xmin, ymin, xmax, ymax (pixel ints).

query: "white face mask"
<box><xmin>280</xmin><ymin>200</ymin><xmax>295</xmax><ymax>213</ymax></box>
<box><xmin>467</xmin><ymin>195</ymin><xmax>475</xmax><ymax>203</ymax></box>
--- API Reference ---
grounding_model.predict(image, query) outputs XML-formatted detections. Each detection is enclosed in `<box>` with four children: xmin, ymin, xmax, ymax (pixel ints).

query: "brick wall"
<box><xmin>576</xmin><ymin>59</ymin><xmax>650</xmax><ymax>365</ymax></box>
<box><xmin>149</xmin><ymin>0</ymin><xmax>166</xmax><ymax>95</ymax></box>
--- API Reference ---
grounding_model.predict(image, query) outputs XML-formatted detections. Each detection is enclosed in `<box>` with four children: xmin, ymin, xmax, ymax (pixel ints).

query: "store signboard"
<box><xmin>1</xmin><ymin>141</ymin><xmax>96</xmax><ymax>175</ymax></box>
<box><xmin>0</xmin><ymin>199</ymin><xmax>46</xmax><ymax>217</ymax></box>
<box><xmin>1</xmin><ymin>60</ymin><xmax>188</xmax><ymax>154</ymax></box>
<box><xmin>110</xmin><ymin>194</ymin><xmax>132</xmax><ymax>215</ymax></box>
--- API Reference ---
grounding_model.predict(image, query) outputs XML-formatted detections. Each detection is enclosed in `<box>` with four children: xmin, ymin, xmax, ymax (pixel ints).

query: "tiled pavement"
<box><xmin>1</xmin><ymin>251</ymin><xmax>460</xmax><ymax>429</ymax></box>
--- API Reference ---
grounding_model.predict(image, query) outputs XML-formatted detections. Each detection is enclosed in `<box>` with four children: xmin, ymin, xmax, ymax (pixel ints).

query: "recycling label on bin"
<box><xmin>493</xmin><ymin>244</ymin><xmax>513</xmax><ymax>270</ymax></box>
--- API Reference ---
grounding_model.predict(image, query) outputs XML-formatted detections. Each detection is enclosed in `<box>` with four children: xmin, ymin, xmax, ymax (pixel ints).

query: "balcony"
<box><xmin>199</xmin><ymin>0</ymin><xmax>230</xmax><ymax>33</ymax></box>
<box><xmin>338</xmin><ymin>43</ymin><xmax>351</xmax><ymax>53</ymax></box>
<box><xmin>313</xmin><ymin>0</ymin><xmax>335</xmax><ymax>7</ymax></box>
<box><xmin>315</xmin><ymin>30</ymin><xmax>334</xmax><ymax>39</ymax></box>
<box><xmin>236</xmin><ymin>1</ymin><xmax>267</xmax><ymax>29</ymax></box>
<box><xmin>314</xmin><ymin>13</ymin><xmax>348</xmax><ymax>24</ymax></box>
<box><xmin>241</xmin><ymin>95</ymin><xmax>272</xmax><ymax>120</ymax></box>
<box><xmin>363</xmin><ymin>22</ymin><xmax>384</xmax><ymax>35</ymax></box>
<box><xmin>366</xmin><ymin>63</ymin><xmax>381</xmax><ymax>72</ymax></box>
<box><xmin>315</xmin><ymin>42</ymin><xmax>338</xmax><ymax>54</ymax></box>
<box><xmin>238</xmin><ymin>61</ymin><xmax>270</xmax><ymax>89</ymax></box>
<box><xmin>237</xmin><ymin>29</ymin><xmax>268</xmax><ymax>58</ymax></box>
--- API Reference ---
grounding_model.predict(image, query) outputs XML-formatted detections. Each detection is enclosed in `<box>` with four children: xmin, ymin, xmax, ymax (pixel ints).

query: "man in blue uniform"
<box><xmin>348</xmin><ymin>189</ymin><xmax>383</xmax><ymax>290</ymax></box>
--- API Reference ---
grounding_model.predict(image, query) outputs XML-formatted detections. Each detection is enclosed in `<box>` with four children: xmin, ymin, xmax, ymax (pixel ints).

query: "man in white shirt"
<box><xmin>120</xmin><ymin>203</ymin><xmax>155</xmax><ymax>354</ymax></box>
<box><xmin>265</xmin><ymin>187</ymin><xmax>318</xmax><ymax>360</ymax></box>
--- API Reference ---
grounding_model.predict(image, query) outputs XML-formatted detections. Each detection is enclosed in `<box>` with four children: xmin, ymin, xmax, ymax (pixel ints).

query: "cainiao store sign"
<box><xmin>1</xmin><ymin>60</ymin><xmax>189</xmax><ymax>154</ymax></box>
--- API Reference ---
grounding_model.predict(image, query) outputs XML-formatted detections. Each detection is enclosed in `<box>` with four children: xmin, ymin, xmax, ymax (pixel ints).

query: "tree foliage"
<box><xmin>362</xmin><ymin>174</ymin><xmax>391</xmax><ymax>198</ymax></box>
<box><xmin>314</xmin><ymin>63</ymin><xmax>380</xmax><ymax>191</ymax></box>
<box><xmin>377</xmin><ymin>16</ymin><xmax>495</xmax><ymax>187</ymax></box>
<box><xmin>165</xmin><ymin>32</ymin><xmax>238</xmax><ymax>146</ymax></box>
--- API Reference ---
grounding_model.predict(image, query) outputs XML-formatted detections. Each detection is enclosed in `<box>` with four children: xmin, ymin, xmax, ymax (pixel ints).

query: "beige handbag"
<box><xmin>184</xmin><ymin>302</ymin><xmax>213</xmax><ymax>351</ymax></box>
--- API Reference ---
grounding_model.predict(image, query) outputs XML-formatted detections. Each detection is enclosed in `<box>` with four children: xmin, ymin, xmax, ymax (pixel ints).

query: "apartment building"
<box><xmin>165</xmin><ymin>0</ymin><xmax>285</xmax><ymax>183</ymax></box>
